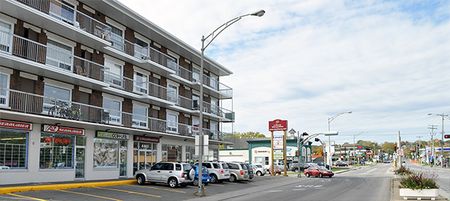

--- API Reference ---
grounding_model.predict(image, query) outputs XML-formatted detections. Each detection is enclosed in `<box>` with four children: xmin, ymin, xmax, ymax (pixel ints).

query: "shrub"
<box><xmin>400</xmin><ymin>172</ymin><xmax>438</xmax><ymax>190</ymax></box>
<box><xmin>395</xmin><ymin>166</ymin><xmax>413</xmax><ymax>175</ymax></box>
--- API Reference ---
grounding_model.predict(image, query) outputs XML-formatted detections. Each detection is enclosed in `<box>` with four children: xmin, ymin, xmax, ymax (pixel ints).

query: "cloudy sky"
<box><xmin>119</xmin><ymin>0</ymin><xmax>450</xmax><ymax>143</ymax></box>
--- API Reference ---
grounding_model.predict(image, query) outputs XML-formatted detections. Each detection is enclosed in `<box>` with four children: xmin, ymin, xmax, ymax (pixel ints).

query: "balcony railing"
<box><xmin>202</xmin><ymin>101</ymin><xmax>234</xmax><ymax>121</ymax></box>
<box><xmin>3</xmin><ymin>89</ymin><xmax>197</xmax><ymax>136</ymax></box>
<box><xmin>172</xmin><ymin>65</ymin><xmax>192</xmax><ymax>81</ymax></box>
<box><xmin>73</xmin><ymin>56</ymin><xmax>104</xmax><ymax>80</ymax></box>
<box><xmin>177</xmin><ymin>95</ymin><xmax>193</xmax><ymax>110</ymax></box>
<box><xmin>16</xmin><ymin>0</ymin><xmax>111</xmax><ymax>41</ymax></box>
<box><xmin>9</xmin><ymin>33</ymin><xmax>47</xmax><ymax>64</ymax></box>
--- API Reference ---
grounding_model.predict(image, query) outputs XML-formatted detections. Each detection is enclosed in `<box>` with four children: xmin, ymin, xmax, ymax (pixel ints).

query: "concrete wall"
<box><xmin>219</xmin><ymin>150</ymin><xmax>248</xmax><ymax>163</ymax></box>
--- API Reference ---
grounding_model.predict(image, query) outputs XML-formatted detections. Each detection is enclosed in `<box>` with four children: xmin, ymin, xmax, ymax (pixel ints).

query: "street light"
<box><xmin>196</xmin><ymin>10</ymin><xmax>265</xmax><ymax>196</ymax></box>
<box><xmin>326</xmin><ymin>111</ymin><xmax>352</xmax><ymax>169</ymax></box>
<box><xmin>428</xmin><ymin>113</ymin><xmax>448</xmax><ymax>168</ymax></box>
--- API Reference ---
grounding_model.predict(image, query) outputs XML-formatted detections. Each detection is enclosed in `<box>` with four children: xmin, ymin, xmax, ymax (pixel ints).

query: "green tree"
<box><xmin>381</xmin><ymin>142</ymin><xmax>396</xmax><ymax>154</ymax></box>
<box><xmin>223</xmin><ymin>131</ymin><xmax>266</xmax><ymax>139</ymax></box>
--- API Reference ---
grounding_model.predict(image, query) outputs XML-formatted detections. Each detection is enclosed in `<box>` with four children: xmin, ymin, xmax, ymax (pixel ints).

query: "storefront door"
<box><xmin>75</xmin><ymin>147</ymin><xmax>85</xmax><ymax>179</ymax></box>
<box><xmin>119</xmin><ymin>141</ymin><xmax>127</xmax><ymax>177</ymax></box>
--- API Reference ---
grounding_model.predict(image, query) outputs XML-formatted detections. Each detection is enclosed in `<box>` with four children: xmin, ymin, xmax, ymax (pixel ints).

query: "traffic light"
<box><xmin>445</xmin><ymin>134</ymin><xmax>450</xmax><ymax>139</ymax></box>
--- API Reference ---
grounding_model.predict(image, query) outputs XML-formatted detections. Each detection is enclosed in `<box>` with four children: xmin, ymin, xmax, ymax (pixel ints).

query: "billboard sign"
<box><xmin>269</xmin><ymin>119</ymin><xmax>288</xmax><ymax>131</ymax></box>
<box><xmin>273</xmin><ymin>135</ymin><xmax>284</xmax><ymax>150</ymax></box>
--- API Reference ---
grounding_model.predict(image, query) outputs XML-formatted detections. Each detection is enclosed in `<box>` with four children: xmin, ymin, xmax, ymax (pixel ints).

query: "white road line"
<box><xmin>266</xmin><ymin>190</ymin><xmax>283</xmax><ymax>193</ymax></box>
<box><xmin>292</xmin><ymin>188</ymin><xmax>306</xmax><ymax>191</ymax></box>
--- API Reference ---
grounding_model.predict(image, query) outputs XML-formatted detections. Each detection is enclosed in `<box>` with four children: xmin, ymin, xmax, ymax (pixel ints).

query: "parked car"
<box><xmin>268</xmin><ymin>165</ymin><xmax>283</xmax><ymax>175</ymax></box>
<box><xmin>135</xmin><ymin>162</ymin><xmax>192</xmax><ymax>188</ymax></box>
<box><xmin>304</xmin><ymin>166</ymin><xmax>334</xmax><ymax>178</ymax></box>
<box><xmin>244</xmin><ymin>163</ymin><xmax>254</xmax><ymax>179</ymax></box>
<box><xmin>317</xmin><ymin>162</ymin><xmax>330</xmax><ymax>169</ymax></box>
<box><xmin>190</xmin><ymin>164</ymin><xmax>210</xmax><ymax>186</ymax></box>
<box><xmin>226</xmin><ymin>162</ymin><xmax>250</xmax><ymax>182</ymax></box>
<box><xmin>334</xmin><ymin>160</ymin><xmax>349</xmax><ymax>167</ymax></box>
<box><xmin>252</xmin><ymin>164</ymin><xmax>266</xmax><ymax>176</ymax></box>
<box><xmin>289</xmin><ymin>161</ymin><xmax>310</xmax><ymax>172</ymax></box>
<box><xmin>195</xmin><ymin>161</ymin><xmax>230</xmax><ymax>183</ymax></box>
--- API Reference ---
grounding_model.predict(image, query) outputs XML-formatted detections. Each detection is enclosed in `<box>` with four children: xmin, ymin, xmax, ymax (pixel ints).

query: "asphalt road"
<box><xmin>189</xmin><ymin>163</ymin><xmax>393</xmax><ymax>201</ymax></box>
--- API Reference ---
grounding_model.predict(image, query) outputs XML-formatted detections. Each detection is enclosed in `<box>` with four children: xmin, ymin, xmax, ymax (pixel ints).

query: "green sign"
<box><xmin>96</xmin><ymin>131</ymin><xmax>129</xmax><ymax>140</ymax></box>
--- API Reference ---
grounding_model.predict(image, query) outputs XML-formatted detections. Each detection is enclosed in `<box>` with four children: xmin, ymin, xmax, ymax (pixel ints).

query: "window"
<box><xmin>167</xmin><ymin>56</ymin><xmax>178</xmax><ymax>71</ymax></box>
<box><xmin>46</xmin><ymin>40</ymin><xmax>73</xmax><ymax>71</ymax></box>
<box><xmin>104</xmin><ymin>59</ymin><xmax>123</xmax><ymax>88</ymax></box>
<box><xmin>0</xmin><ymin>72</ymin><xmax>10</xmax><ymax>107</ymax></box>
<box><xmin>132</xmin><ymin>103</ymin><xmax>148</xmax><ymax>128</ymax></box>
<box><xmin>213</xmin><ymin>163</ymin><xmax>220</xmax><ymax>169</ymax></box>
<box><xmin>161</xmin><ymin>163</ymin><xmax>174</xmax><ymax>171</ymax></box>
<box><xmin>162</xmin><ymin>144</ymin><xmax>181</xmax><ymax>162</ymax></box>
<box><xmin>40</xmin><ymin>133</ymin><xmax>74</xmax><ymax>169</ymax></box>
<box><xmin>192</xmin><ymin>68</ymin><xmax>200</xmax><ymax>83</ymax></box>
<box><xmin>109</xmin><ymin>25</ymin><xmax>124</xmax><ymax>51</ymax></box>
<box><xmin>93</xmin><ymin>138</ymin><xmax>118</xmax><ymax>168</ymax></box>
<box><xmin>228</xmin><ymin>163</ymin><xmax>239</xmax><ymax>169</ymax></box>
<box><xmin>0</xmin><ymin>129</ymin><xmax>27</xmax><ymax>169</ymax></box>
<box><xmin>49</xmin><ymin>0</ymin><xmax>75</xmax><ymax>25</ymax></box>
<box><xmin>167</xmin><ymin>83</ymin><xmax>178</xmax><ymax>103</ymax></box>
<box><xmin>166</xmin><ymin>111</ymin><xmax>178</xmax><ymax>133</ymax></box>
<box><xmin>0</xmin><ymin>20</ymin><xmax>12</xmax><ymax>53</ymax></box>
<box><xmin>210</xmin><ymin>74</ymin><xmax>219</xmax><ymax>90</ymax></box>
<box><xmin>150</xmin><ymin>163</ymin><xmax>163</xmax><ymax>170</ymax></box>
<box><xmin>192</xmin><ymin>95</ymin><xmax>199</xmax><ymax>110</ymax></box>
<box><xmin>134</xmin><ymin>71</ymin><xmax>148</xmax><ymax>94</ymax></box>
<box><xmin>221</xmin><ymin>163</ymin><xmax>229</xmax><ymax>169</ymax></box>
<box><xmin>103</xmin><ymin>97</ymin><xmax>122</xmax><ymax>125</ymax></box>
<box><xmin>186</xmin><ymin>146</ymin><xmax>195</xmax><ymax>162</ymax></box>
<box><xmin>175</xmin><ymin>164</ymin><xmax>181</xmax><ymax>171</ymax></box>
<box><xmin>43</xmin><ymin>84</ymin><xmax>71</xmax><ymax>116</ymax></box>
<box><xmin>135</xmin><ymin>38</ymin><xmax>149</xmax><ymax>60</ymax></box>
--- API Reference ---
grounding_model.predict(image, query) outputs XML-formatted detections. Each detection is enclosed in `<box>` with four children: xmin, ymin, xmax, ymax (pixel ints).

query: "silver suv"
<box><xmin>196</xmin><ymin>162</ymin><xmax>230</xmax><ymax>183</ymax></box>
<box><xmin>226</xmin><ymin>162</ymin><xmax>249</xmax><ymax>182</ymax></box>
<box><xmin>135</xmin><ymin>162</ymin><xmax>192</xmax><ymax>188</ymax></box>
<box><xmin>252</xmin><ymin>164</ymin><xmax>266</xmax><ymax>176</ymax></box>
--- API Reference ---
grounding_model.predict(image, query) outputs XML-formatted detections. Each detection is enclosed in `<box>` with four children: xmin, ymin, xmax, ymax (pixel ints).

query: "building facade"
<box><xmin>0</xmin><ymin>0</ymin><xmax>233</xmax><ymax>185</ymax></box>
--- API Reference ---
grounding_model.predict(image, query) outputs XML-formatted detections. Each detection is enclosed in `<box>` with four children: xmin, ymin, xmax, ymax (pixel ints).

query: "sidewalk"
<box><xmin>0</xmin><ymin>179</ymin><xmax>136</xmax><ymax>194</ymax></box>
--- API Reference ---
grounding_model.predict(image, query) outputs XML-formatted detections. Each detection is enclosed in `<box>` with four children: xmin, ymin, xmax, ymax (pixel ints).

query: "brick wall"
<box><xmin>123</xmin><ymin>62</ymin><xmax>133</xmax><ymax>92</ymax></box>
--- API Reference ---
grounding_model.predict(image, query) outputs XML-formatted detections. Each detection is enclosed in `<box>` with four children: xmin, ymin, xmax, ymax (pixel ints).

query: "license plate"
<box><xmin>225</xmin><ymin>174</ymin><xmax>230</xmax><ymax>177</ymax></box>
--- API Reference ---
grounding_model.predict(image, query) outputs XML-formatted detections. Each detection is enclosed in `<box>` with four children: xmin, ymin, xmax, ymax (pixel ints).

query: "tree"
<box><xmin>381</xmin><ymin>142</ymin><xmax>396</xmax><ymax>154</ymax></box>
<box><xmin>223</xmin><ymin>132</ymin><xmax>266</xmax><ymax>139</ymax></box>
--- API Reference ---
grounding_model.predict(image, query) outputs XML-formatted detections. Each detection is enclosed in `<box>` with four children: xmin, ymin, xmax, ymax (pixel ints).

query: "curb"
<box><xmin>0</xmin><ymin>179</ymin><xmax>136</xmax><ymax>194</ymax></box>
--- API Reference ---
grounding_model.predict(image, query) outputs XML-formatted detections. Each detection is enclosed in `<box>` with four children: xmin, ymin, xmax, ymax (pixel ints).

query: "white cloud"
<box><xmin>119</xmin><ymin>0</ymin><xmax>450</xmax><ymax>143</ymax></box>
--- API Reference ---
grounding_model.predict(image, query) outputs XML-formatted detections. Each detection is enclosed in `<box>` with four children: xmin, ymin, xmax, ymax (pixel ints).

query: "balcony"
<box><xmin>1</xmin><ymin>89</ymin><xmax>196</xmax><ymax>137</ymax></box>
<box><xmin>0</xmin><ymin>0</ymin><xmax>111</xmax><ymax>51</ymax></box>
<box><xmin>191</xmin><ymin>70</ymin><xmax>233</xmax><ymax>99</ymax></box>
<box><xmin>169</xmin><ymin>64</ymin><xmax>193</xmax><ymax>84</ymax></box>
<box><xmin>202</xmin><ymin>101</ymin><xmax>234</xmax><ymax>122</ymax></box>
<box><xmin>0</xmin><ymin>31</ymin><xmax>108</xmax><ymax>90</ymax></box>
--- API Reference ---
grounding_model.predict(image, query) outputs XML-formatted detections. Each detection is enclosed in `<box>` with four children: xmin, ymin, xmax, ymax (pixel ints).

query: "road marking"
<box><xmin>296</xmin><ymin>185</ymin><xmax>322</xmax><ymax>188</ymax></box>
<box><xmin>128</xmin><ymin>185</ymin><xmax>186</xmax><ymax>193</ymax></box>
<box><xmin>266</xmin><ymin>190</ymin><xmax>283</xmax><ymax>193</ymax></box>
<box><xmin>7</xmin><ymin>193</ymin><xmax>47</xmax><ymax>201</ymax></box>
<box><xmin>57</xmin><ymin>189</ymin><xmax>122</xmax><ymax>201</ymax></box>
<box><xmin>292</xmin><ymin>188</ymin><xmax>306</xmax><ymax>191</ymax></box>
<box><xmin>94</xmin><ymin>187</ymin><xmax>161</xmax><ymax>198</ymax></box>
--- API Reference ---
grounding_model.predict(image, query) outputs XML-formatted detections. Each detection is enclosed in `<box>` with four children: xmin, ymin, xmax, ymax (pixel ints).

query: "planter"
<box><xmin>399</xmin><ymin>188</ymin><xmax>439</xmax><ymax>200</ymax></box>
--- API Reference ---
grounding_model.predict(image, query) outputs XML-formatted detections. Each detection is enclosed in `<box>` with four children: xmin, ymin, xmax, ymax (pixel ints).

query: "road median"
<box><xmin>0</xmin><ymin>179</ymin><xmax>136</xmax><ymax>194</ymax></box>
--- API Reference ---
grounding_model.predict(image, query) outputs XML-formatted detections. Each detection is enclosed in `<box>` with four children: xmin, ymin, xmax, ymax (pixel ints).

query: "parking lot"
<box><xmin>0</xmin><ymin>176</ymin><xmax>285</xmax><ymax>201</ymax></box>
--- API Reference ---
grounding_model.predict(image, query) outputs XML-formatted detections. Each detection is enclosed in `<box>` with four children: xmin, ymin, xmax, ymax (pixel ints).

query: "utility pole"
<box><xmin>416</xmin><ymin>136</ymin><xmax>422</xmax><ymax>162</ymax></box>
<box><xmin>428</xmin><ymin>113</ymin><xmax>448</xmax><ymax>168</ymax></box>
<box><xmin>428</xmin><ymin>125</ymin><xmax>438</xmax><ymax>167</ymax></box>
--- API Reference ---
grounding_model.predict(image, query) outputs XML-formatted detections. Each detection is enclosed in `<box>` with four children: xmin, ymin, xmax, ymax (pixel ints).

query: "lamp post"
<box><xmin>196</xmin><ymin>10</ymin><xmax>265</xmax><ymax>196</ymax></box>
<box><xmin>428</xmin><ymin>113</ymin><xmax>448</xmax><ymax>168</ymax></box>
<box><xmin>326</xmin><ymin>111</ymin><xmax>352</xmax><ymax>169</ymax></box>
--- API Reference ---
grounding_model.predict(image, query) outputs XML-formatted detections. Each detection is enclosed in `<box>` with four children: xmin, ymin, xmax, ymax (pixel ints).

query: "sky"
<box><xmin>118</xmin><ymin>0</ymin><xmax>450</xmax><ymax>144</ymax></box>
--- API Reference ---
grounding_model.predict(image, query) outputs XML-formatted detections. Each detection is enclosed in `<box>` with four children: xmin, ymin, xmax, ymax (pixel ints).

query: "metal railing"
<box><xmin>10</xmin><ymin>33</ymin><xmax>47</xmax><ymax>63</ymax></box>
<box><xmin>3</xmin><ymin>89</ymin><xmax>197</xmax><ymax>136</ymax></box>
<box><xmin>17</xmin><ymin>0</ymin><xmax>111</xmax><ymax>41</ymax></box>
<box><xmin>219</xmin><ymin>82</ymin><xmax>233</xmax><ymax>97</ymax></box>
<box><xmin>202</xmin><ymin>101</ymin><xmax>234</xmax><ymax>121</ymax></box>
<box><xmin>177</xmin><ymin>95</ymin><xmax>193</xmax><ymax>110</ymax></box>
<box><xmin>73</xmin><ymin>56</ymin><xmax>104</xmax><ymax>80</ymax></box>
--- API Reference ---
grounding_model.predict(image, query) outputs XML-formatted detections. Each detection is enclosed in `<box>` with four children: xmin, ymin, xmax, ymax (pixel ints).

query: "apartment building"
<box><xmin>0</xmin><ymin>0</ymin><xmax>234</xmax><ymax>185</ymax></box>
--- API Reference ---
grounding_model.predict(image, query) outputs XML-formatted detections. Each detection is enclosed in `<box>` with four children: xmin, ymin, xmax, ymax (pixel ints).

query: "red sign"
<box><xmin>269</xmin><ymin>119</ymin><xmax>288</xmax><ymax>131</ymax></box>
<box><xmin>42</xmin><ymin>125</ymin><xmax>85</xmax><ymax>135</ymax></box>
<box><xmin>445</xmin><ymin>134</ymin><xmax>450</xmax><ymax>139</ymax></box>
<box><xmin>134</xmin><ymin>135</ymin><xmax>160</xmax><ymax>143</ymax></box>
<box><xmin>43</xmin><ymin>137</ymin><xmax>71</xmax><ymax>145</ymax></box>
<box><xmin>0</xmin><ymin>119</ymin><xmax>32</xmax><ymax>131</ymax></box>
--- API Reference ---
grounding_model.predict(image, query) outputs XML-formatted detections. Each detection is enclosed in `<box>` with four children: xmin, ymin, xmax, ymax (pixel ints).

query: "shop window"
<box><xmin>0</xmin><ymin>129</ymin><xmax>27</xmax><ymax>169</ymax></box>
<box><xmin>39</xmin><ymin>133</ymin><xmax>74</xmax><ymax>169</ymax></box>
<box><xmin>162</xmin><ymin>144</ymin><xmax>181</xmax><ymax>162</ymax></box>
<box><xmin>93</xmin><ymin>138</ymin><xmax>118</xmax><ymax>168</ymax></box>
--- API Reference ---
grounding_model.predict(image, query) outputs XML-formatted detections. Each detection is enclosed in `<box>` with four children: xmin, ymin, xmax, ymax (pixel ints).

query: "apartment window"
<box><xmin>46</xmin><ymin>40</ymin><xmax>73</xmax><ymax>71</ymax></box>
<box><xmin>104</xmin><ymin>58</ymin><xmax>123</xmax><ymax>88</ymax></box>
<box><xmin>211</xmin><ymin>97</ymin><xmax>219</xmax><ymax>115</ymax></box>
<box><xmin>134</xmin><ymin>71</ymin><xmax>148</xmax><ymax>94</ymax></box>
<box><xmin>166</xmin><ymin>111</ymin><xmax>178</xmax><ymax>133</ymax></box>
<box><xmin>109</xmin><ymin>25</ymin><xmax>124</xmax><ymax>51</ymax></box>
<box><xmin>103</xmin><ymin>97</ymin><xmax>122</xmax><ymax>125</ymax></box>
<box><xmin>192</xmin><ymin>95</ymin><xmax>199</xmax><ymax>110</ymax></box>
<box><xmin>167</xmin><ymin>56</ymin><xmax>178</xmax><ymax>71</ymax></box>
<box><xmin>40</xmin><ymin>133</ymin><xmax>74</xmax><ymax>169</ymax></box>
<box><xmin>49</xmin><ymin>0</ymin><xmax>75</xmax><ymax>25</ymax></box>
<box><xmin>0</xmin><ymin>20</ymin><xmax>12</xmax><ymax>53</ymax></box>
<box><xmin>192</xmin><ymin>68</ymin><xmax>200</xmax><ymax>83</ymax></box>
<box><xmin>167</xmin><ymin>83</ymin><xmax>178</xmax><ymax>103</ymax></box>
<box><xmin>0</xmin><ymin>129</ymin><xmax>27</xmax><ymax>169</ymax></box>
<box><xmin>135</xmin><ymin>38</ymin><xmax>149</xmax><ymax>60</ymax></box>
<box><xmin>132</xmin><ymin>103</ymin><xmax>148</xmax><ymax>128</ymax></box>
<box><xmin>210</xmin><ymin>74</ymin><xmax>219</xmax><ymax>90</ymax></box>
<box><xmin>43</xmin><ymin>84</ymin><xmax>71</xmax><ymax>116</ymax></box>
<box><xmin>0</xmin><ymin>72</ymin><xmax>10</xmax><ymax>107</ymax></box>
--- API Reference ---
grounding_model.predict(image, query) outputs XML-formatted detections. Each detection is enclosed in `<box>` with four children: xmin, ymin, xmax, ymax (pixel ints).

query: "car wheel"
<box><xmin>229</xmin><ymin>175</ymin><xmax>237</xmax><ymax>182</ymax></box>
<box><xmin>329</xmin><ymin>175</ymin><xmax>333</xmax><ymax>178</ymax></box>
<box><xmin>256</xmin><ymin>171</ymin><xmax>262</xmax><ymax>176</ymax></box>
<box><xmin>136</xmin><ymin>175</ymin><xmax>145</xmax><ymax>185</ymax></box>
<box><xmin>319</xmin><ymin>173</ymin><xmax>323</xmax><ymax>178</ymax></box>
<box><xmin>168</xmin><ymin>178</ymin><xmax>178</xmax><ymax>188</ymax></box>
<box><xmin>204</xmin><ymin>182</ymin><xmax>209</xmax><ymax>186</ymax></box>
<box><xmin>305</xmin><ymin>173</ymin><xmax>310</xmax><ymax>177</ymax></box>
<box><xmin>210</xmin><ymin>174</ymin><xmax>218</xmax><ymax>183</ymax></box>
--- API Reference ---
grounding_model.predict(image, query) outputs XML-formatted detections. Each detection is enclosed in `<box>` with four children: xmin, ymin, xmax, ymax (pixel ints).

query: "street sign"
<box><xmin>269</xmin><ymin>119</ymin><xmax>288</xmax><ymax>131</ymax></box>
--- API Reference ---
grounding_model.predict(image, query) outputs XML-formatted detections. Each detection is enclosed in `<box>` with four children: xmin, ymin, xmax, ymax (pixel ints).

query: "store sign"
<box><xmin>0</xmin><ymin>119</ymin><xmax>32</xmax><ymax>131</ymax></box>
<box><xmin>134</xmin><ymin>135</ymin><xmax>160</xmax><ymax>143</ymax></box>
<box><xmin>274</xmin><ymin>150</ymin><xmax>284</xmax><ymax>160</ymax></box>
<box><xmin>42</xmin><ymin>125</ymin><xmax>85</xmax><ymax>135</ymax></box>
<box><xmin>273</xmin><ymin>135</ymin><xmax>284</xmax><ymax>150</ymax></box>
<box><xmin>269</xmin><ymin>119</ymin><xmax>288</xmax><ymax>131</ymax></box>
<box><xmin>96</xmin><ymin>131</ymin><xmax>129</xmax><ymax>140</ymax></box>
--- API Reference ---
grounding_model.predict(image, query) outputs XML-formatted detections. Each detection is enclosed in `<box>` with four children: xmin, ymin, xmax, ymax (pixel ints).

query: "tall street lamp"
<box><xmin>326</xmin><ymin>111</ymin><xmax>352</xmax><ymax>169</ymax></box>
<box><xmin>428</xmin><ymin>113</ymin><xmax>449</xmax><ymax>168</ymax></box>
<box><xmin>196</xmin><ymin>10</ymin><xmax>265</xmax><ymax>196</ymax></box>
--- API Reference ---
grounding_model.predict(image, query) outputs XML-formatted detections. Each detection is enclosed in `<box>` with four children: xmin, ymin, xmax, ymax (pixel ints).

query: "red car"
<box><xmin>304</xmin><ymin>166</ymin><xmax>334</xmax><ymax>178</ymax></box>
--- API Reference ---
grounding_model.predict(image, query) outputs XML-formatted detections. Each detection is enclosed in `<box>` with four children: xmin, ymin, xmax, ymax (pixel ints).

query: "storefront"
<box><xmin>94</xmin><ymin>131</ymin><xmax>129</xmax><ymax>177</ymax></box>
<box><xmin>162</xmin><ymin>144</ymin><xmax>182</xmax><ymax>162</ymax></box>
<box><xmin>0</xmin><ymin>120</ymin><xmax>32</xmax><ymax>170</ymax></box>
<box><xmin>133</xmin><ymin>135</ymin><xmax>159</xmax><ymax>174</ymax></box>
